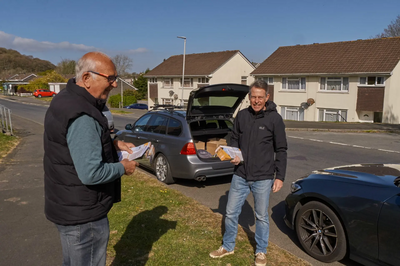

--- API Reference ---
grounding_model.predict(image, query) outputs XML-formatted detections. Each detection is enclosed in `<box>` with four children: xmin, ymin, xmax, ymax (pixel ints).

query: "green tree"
<box><xmin>376</xmin><ymin>15</ymin><xmax>400</xmax><ymax>38</ymax></box>
<box><xmin>133</xmin><ymin>69</ymin><xmax>149</xmax><ymax>100</ymax></box>
<box><xmin>19</xmin><ymin>71</ymin><xmax>67</xmax><ymax>92</ymax></box>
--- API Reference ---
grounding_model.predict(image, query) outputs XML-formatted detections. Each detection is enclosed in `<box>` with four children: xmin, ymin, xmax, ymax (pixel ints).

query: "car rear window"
<box><xmin>193</xmin><ymin>96</ymin><xmax>238</xmax><ymax>108</ymax></box>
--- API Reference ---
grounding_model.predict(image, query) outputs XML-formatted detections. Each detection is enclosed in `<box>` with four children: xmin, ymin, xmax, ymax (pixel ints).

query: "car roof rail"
<box><xmin>152</xmin><ymin>104</ymin><xmax>184</xmax><ymax>112</ymax></box>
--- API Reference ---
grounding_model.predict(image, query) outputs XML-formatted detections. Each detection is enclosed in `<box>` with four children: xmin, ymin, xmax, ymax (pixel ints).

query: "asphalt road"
<box><xmin>1</xmin><ymin>96</ymin><xmax>400</xmax><ymax>266</ymax></box>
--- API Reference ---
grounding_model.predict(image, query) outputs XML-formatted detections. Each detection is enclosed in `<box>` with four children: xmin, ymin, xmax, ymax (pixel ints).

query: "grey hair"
<box><xmin>249</xmin><ymin>79</ymin><xmax>269</xmax><ymax>96</ymax></box>
<box><xmin>75</xmin><ymin>52</ymin><xmax>111</xmax><ymax>82</ymax></box>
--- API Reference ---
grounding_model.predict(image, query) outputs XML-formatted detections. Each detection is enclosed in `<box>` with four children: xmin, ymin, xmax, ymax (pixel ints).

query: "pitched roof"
<box><xmin>252</xmin><ymin>37</ymin><xmax>400</xmax><ymax>75</ymax></box>
<box><xmin>145</xmin><ymin>50</ymin><xmax>242</xmax><ymax>77</ymax></box>
<box><xmin>7</xmin><ymin>73</ymin><xmax>37</xmax><ymax>81</ymax></box>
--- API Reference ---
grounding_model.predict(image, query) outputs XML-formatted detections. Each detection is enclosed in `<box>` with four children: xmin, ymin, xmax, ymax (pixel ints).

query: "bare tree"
<box><xmin>56</xmin><ymin>59</ymin><xmax>76</xmax><ymax>75</ymax></box>
<box><xmin>112</xmin><ymin>54</ymin><xmax>133</xmax><ymax>76</ymax></box>
<box><xmin>376</xmin><ymin>15</ymin><xmax>400</xmax><ymax>38</ymax></box>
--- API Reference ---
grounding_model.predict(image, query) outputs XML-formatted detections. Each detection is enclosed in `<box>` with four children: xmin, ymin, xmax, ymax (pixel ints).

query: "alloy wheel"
<box><xmin>298</xmin><ymin>208</ymin><xmax>338</xmax><ymax>256</ymax></box>
<box><xmin>155</xmin><ymin>155</ymin><xmax>167</xmax><ymax>182</ymax></box>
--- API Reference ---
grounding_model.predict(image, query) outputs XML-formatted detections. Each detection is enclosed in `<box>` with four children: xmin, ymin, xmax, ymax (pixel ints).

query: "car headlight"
<box><xmin>290</xmin><ymin>182</ymin><xmax>302</xmax><ymax>193</ymax></box>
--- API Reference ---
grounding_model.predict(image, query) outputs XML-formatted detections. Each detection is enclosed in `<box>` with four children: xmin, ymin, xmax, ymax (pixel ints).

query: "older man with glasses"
<box><xmin>43</xmin><ymin>52</ymin><xmax>138</xmax><ymax>266</ymax></box>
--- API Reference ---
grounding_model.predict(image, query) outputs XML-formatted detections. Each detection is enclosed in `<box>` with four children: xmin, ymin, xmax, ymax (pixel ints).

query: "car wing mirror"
<box><xmin>125</xmin><ymin>124</ymin><xmax>133</xmax><ymax>130</ymax></box>
<box><xmin>394</xmin><ymin>176</ymin><xmax>400</xmax><ymax>187</ymax></box>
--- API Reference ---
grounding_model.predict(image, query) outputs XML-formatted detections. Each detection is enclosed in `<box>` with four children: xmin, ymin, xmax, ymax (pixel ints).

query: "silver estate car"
<box><xmin>114</xmin><ymin>83</ymin><xmax>249</xmax><ymax>184</ymax></box>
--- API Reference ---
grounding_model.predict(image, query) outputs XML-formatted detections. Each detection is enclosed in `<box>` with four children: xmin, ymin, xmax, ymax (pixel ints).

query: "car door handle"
<box><xmin>152</xmin><ymin>139</ymin><xmax>160</xmax><ymax>143</ymax></box>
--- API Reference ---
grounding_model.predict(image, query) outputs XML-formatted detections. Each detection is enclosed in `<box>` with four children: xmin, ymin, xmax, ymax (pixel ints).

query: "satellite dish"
<box><xmin>169</xmin><ymin>90</ymin><xmax>174</xmax><ymax>97</ymax></box>
<box><xmin>173</xmin><ymin>94</ymin><xmax>178</xmax><ymax>100</ymax></box>
<box><xmin>300</xmin><ymin>102</ymin><xmax>309</xmax><ymax>109</ymax></box>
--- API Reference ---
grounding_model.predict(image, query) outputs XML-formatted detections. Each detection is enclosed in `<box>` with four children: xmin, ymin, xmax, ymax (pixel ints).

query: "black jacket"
<box><xmin>43</xmin><ymin>78</ymin><xmax>120</xmax><ymax>226</ymax></box>
<box><xmin>231</xmin><ymin>101</ymin><xmax>287</xmax><ymax>181</ymax></box>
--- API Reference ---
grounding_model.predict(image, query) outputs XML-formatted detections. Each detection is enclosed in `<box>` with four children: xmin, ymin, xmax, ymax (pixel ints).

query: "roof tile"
<box><xmin>145</xmin><ymin>50</ymin><xmax>240</xmax><ymax>76</ymax></box>
<box><xmin>252</xmin><ymin>37</ymin><xmax>400</xmax><ymax>75</ymax></box>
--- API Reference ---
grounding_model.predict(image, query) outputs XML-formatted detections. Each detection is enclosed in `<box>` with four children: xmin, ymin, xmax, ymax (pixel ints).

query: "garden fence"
<box><xmin>0</xmin><ymin>105</ymin><xmax>13</xmax><ymax>135</ymax></box>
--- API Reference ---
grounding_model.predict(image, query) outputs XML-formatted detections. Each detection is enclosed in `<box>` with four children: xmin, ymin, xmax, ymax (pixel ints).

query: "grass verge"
<box><xmin>0</xmin><ymin>133</ymin><xmax>19</xmax><ymax>160</ymax></box>
<box><xmin>107</xmin><ymin>172</ymin><xmax>310</xmax><ymax>266</ymax></box>
<box><xmin>111</xmin><ymin>110</ymin><xmax>132</xmax><ymax>115</ymax></box>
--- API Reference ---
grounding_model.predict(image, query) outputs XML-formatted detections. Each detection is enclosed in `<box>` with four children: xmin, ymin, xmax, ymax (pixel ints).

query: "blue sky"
<box><xmin>1</xmin><ymin>0</ymin><xmax>399</xmax><ymax>73</ymax></box>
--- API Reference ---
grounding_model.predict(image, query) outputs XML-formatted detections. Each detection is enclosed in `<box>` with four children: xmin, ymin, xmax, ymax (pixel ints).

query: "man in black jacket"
<box><xmin>210</xmin><ymin>80</ymin><xmax>287</xmax><ymax>266</ymax></box>
<box><xmin>44</xmin><ymin>52</ymin><xmax>138</xmax><ymax>266</ymax></box>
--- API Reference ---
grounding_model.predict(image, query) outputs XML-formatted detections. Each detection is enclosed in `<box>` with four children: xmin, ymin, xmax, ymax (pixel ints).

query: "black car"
<box><xmin>284</xmin><ymin>164</ymin><xmax>400</xmax><ymax>265</ymax></box>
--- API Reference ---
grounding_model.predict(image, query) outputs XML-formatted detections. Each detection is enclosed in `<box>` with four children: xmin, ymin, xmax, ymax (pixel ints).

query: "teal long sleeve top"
<box><xmin>66</xmin><ymin>114</ymin><xmax>125</xmax><ymax>185</ymax></box>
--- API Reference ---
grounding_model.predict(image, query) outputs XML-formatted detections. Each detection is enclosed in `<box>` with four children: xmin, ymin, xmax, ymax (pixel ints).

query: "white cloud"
<box><xmin>0</xmin><ymin>31</ymin><xmax>97</xmax><ymax>52</ymax></box>
<box><xmin>127</xmin><ymin>48</ymin><xmax>149</xmax><ymax>54</ymax></box>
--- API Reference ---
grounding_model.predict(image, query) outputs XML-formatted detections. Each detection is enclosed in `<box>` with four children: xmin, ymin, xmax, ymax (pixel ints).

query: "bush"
<box><xmin>108</xmin><ymin>94</ymin><xmax>137</xmax><ymax>108</ymax></box>
<box><xmin>17</xmin><ymin>87</ymin><xmax>30</xmax><ymax>93</ymax></box>
<box><xmin>109</xmin><ymin>95</ymin><xmax>121</xmax><ymax>108</ymax></box>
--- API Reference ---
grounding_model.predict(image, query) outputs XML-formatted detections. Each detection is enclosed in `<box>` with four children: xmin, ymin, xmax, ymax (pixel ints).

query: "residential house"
<box><xmin>144</xmin><ymin>50</ymin><xmax>255</xmax><ymax>107</ymax></box>
<box><xmin>2</xmin><ymin>73</ymin><xmax>37</xmax><ymax>95</ymax></box>
<box><xmin>251</xmin><ymin>37</ymin><xmax>400</xmax><ymax>124</ymax></box>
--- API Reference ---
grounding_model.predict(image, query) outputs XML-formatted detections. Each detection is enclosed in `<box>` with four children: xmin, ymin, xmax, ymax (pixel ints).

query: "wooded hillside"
<box><xmin>0</xmin><ymin>48</ymin><xmax>55</xmax><ymax>78</ymax></box>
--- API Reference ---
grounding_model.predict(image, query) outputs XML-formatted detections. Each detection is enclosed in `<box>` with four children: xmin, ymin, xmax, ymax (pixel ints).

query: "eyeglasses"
<box><xmin>88</xmin><ymin>71</ymin><xmax>118</xmax><ymax>83</ymax></box>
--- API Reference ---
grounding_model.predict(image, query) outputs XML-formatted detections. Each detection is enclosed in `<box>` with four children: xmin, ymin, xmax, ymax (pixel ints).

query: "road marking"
<box><xmin>378</xmin><ymin>149</ymin><xmax>400</xmax><ymax>154</ymax></box>
<box><xmin>329</xmin><ymin>141</ymin><xmax>348</xmax><ymax>146</ymax></box>
<box><xmin>288</xmin><ymin>136</ymin><xmax>398</xmax><ymax>154</ymax></box>
<box><xmin>289</xmin><ymin>136</ymin><xmax>304</xmax><ymax>139</ymax></box>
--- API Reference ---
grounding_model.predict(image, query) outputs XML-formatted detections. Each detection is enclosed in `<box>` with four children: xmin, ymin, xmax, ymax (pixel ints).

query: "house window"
<box><xmin>163</xmin><ymin>78</ymin><xmax>173</xmax><ymax>88</ymax></box>
<box><xmin>359</xmin><ymin>76</ymin><xmax>385</xmax><ymax>86</ymax></box>
<box><xmin>258</xmin><ymin>77</ymin><xmax>273</xmax><ymax>84</ymax></box>
<box><xmin>198</xmin><ymin>77</ymin><xmax>209</xmax><ymax>84</ymax></box>
<box><xmin>181</xmin><ymin>78</ymin><xmax>193</xmax><ymax>88</ymax></box>
<box><xmin>281</xmin><ymin>106</ymin><xmax>304</xmax><ymax>121</ymax></box>
<box><xmin>320</xmin><ymin>77</ymin><xmax>349</xmax><ymax>91</ymax></box>
<box><xmin>149</xmin><ymin>78</ymin><xmax>157</xmax><ymax>83</ymax></box>
<box><xmin>241</xmin><ymin>76</ymin><xmax>247</xmax><ymax>85</ymax></box>
<box><xmin>162</xmin><ymin>98</ymin><xmax>173</xmax><ymax>105</ymax></box>
<box><xmin>282</xmin><ymin>77</ymin><xmax>306</xmax><ymax>90</ymax></box>
<box><xmin>318</xmin><ymin>108</ymin><xmax>347</xmax><ymax>122</ymax></box>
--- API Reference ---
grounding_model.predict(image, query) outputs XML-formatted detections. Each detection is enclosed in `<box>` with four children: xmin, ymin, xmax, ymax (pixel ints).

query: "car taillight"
<box><xmin>180</xmin><ymin>142</ymin><xmax>196</xmax><ymax>155</ymax></box>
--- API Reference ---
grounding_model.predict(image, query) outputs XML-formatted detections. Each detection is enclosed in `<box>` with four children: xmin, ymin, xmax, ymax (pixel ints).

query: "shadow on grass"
<box><xmin>111</xmin><ymin>206</ymin><xmax>177</xmax><ymax>266</ymax></box>
<box><xmin>212</xmin><ymin>190</ymin><xmax>257</xmax><ymax>252</ymax></box>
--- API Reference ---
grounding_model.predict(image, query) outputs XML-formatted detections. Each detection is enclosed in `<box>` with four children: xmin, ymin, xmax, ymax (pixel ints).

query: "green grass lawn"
<box><xmin>107</xmin><ymin>172</ymin><xmax>310</xmax><ymax>266</ymax></box>
<box><xmin>0</xmin><ymin>128</ymin><xmax>309</xmax><ymax>266</ymax></box>
<box><xmin>0</xmin><ymin>133</ymin><xmax>19</xmax><ymax>159</ymax></box>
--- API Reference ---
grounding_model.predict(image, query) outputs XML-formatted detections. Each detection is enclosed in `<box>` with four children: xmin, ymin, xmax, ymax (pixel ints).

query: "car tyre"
<box><xmin>38</xmin><ymin>95</ymin><xmax>42</xmax><ymax>98</ymax></box>
<box><xmin>295</xmin><ymin>201</ymin><xmax>346</xmax><ymax>263</ymax></box>
<box><xmin>52</xmin><ymin>94</ymin><xmax>56</xmax><ymax>97</ymax></box>
<box><xmin>154</xmin><ymin>153</ymin><xmax>175</xmax><ymax>184</ymax></box>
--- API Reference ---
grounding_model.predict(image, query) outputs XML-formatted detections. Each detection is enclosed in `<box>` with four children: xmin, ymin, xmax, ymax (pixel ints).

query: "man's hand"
<box><xmin>230</xmin><ymin>155</ymin><xmax>241</xmax><ymax>165</ymax></box>
<box><xmin>114</xmin><ymin>140</ymin><xmax>135</xmax><ymax>154</ymax></box>
<box><xmin>272</xmin><ymin>179</ymin><xmax>283</xmax><ymax>193</ymax></box>
<box><xmin>120</xmin><ymin>159</ymin><xmax>139</xmax><ymax>175</ymax></box>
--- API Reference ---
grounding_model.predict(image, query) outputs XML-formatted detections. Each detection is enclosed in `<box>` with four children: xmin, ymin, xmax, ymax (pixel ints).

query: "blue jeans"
<box><xmin>56</xmin><ymin>216</ymin><xmax>109</xmax><ymax>266</ymax></box>
<box><xmin>222</xmin><ymin>174</ymin><xmax>273</xmax><ymax>254</ymax></box>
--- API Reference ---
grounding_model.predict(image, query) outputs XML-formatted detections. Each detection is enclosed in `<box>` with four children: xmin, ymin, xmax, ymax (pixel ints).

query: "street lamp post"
<box><xmin>177</xmin><ymin>36</ymin><xmax>186</xmax><ymax>106</ymax></box>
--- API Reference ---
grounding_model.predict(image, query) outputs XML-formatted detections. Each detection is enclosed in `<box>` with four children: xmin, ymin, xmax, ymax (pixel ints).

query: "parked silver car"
<box><xmin>114</xmin><ymin>83</ymin><xmax>249</xmax><ymax>184</ymax></box>
<box><xmin>102</xmin><ymin>105</ymin><xmax>114</xmax><ymax>132</ymax></box>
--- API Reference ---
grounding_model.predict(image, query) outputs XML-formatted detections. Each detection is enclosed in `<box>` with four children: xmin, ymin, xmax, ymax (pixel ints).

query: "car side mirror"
<box><xmin>125</xmin><ymin>124</ymin><xmax>133</xmax><ymax>130</ymax></box>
